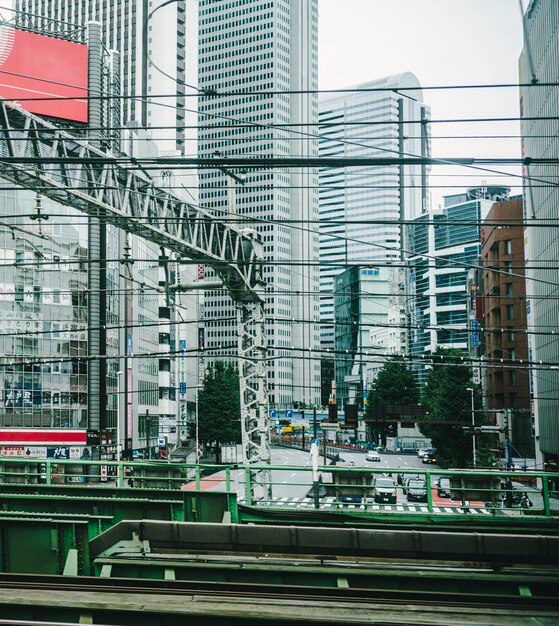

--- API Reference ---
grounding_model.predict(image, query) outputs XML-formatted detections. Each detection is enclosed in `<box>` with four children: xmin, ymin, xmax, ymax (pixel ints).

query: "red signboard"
<box><xmin>0</xmin><ymin>27</ymin><xmax>88</xmax><ymax>122</ymax></box>
<box><xmin>0</xmin><ymin>429</ymin><xmax>87</xmax><ymax>445</ymax></box>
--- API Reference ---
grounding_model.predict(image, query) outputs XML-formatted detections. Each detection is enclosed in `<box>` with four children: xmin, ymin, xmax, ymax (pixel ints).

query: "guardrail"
<box><xmin>0</xmin><ymin>457</ymin><xmax>556</xmax><ymax>519</ymax></box>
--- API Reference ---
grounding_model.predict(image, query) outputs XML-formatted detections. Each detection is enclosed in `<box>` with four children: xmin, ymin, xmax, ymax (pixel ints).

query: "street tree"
<box><xmin>418</xmin><ymin>347</ymin><xmax>477</xmax><ymax>467</ymax></box>
<box><xmin>364</xmin><ymin>356</ymin><xmax>419</xmax><ymax>445</ymax></box>
<box><xmin>191</xmin><ymin>361</ymin><xmax>241</xmax><ymax>462</ymax></box>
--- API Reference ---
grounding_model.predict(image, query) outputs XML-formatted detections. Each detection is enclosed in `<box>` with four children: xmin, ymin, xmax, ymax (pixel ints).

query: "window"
<box><xmin>504</xmin><ymin>240</ymin><xmax>512</xmax><ymax>255</ymax></box>
<box><xmin>507</xmin><ymin>304</ymin><xmax>514</xmax><ymax>320</ymax></box>
<box><xmin>505</xmin><ymin>261</ymin><xmax>513</xmax><ymax>274</ymax></box>
<box><xmin>506</xmin><ymin>283</ymin><xmax>513</xmax><ymax>296</ymax></box>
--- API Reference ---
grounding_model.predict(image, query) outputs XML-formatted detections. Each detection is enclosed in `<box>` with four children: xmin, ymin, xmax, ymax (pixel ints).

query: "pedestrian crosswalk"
<box><xmin>260</xmin><ymin>496</ymin><xmax>490</xmax><ymax>515</ymax></box>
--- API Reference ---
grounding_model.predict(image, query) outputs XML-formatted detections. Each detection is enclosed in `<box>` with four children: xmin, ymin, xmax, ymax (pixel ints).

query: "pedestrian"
<box><xmin>520</xmin><ymin>492</ymin><xmax>532</xmax><ymax>510</ymax></box>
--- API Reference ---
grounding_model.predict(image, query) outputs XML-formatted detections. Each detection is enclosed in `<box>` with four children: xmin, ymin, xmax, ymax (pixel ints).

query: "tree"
<box><xmin>191</xmin><ymin>361</ymin><xmax>241</xmax><ymax>462</ymax></box>
<box><xmin>364</xmin><ymin>357</ymin><xmax>419</xmax><ymax>445</ymax></box>
<box><xmin>418</xmin><ymin>347</ymin><xmax>477</xmax><ymax>468</ymax></box>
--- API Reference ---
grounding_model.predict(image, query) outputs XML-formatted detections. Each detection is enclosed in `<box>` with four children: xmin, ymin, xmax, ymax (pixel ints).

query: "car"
<box><xmin>366</xmin><ymin>452</ymin><xmax>381</xmax><ymax>462</ymax></box>
<box><xmin>406</xmin><ymin>479</ymin><xmax>428</xmax><ymax>502</ymax></box>
<box><xmin>373</xmin><ymin>477</ymin><xmax>397</xmax><ymax>504</ymax></box>
<box><xmin>417</xmin><ymin>448</ymin><xmax>428</xmax><ymax>458</ymax></box>
<box><xmin>437</xmin><ymin>476</ymin><xmax>451</xmax><ymax>498</ymax></box>
<box><xmin>402</xmin><ymin>473</ymin><xmax>421</xmax><ymax>494</ymax></box>
<box><xmin>422</xmin><ymin>453</ymin><xmax>436</xmax><ymax>464</ymax></box>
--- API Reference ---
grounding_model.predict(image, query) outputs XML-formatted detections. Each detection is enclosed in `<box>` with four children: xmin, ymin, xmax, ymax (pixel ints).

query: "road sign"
<box><xmin>157</xmin><ymin>436</ymin><xmax>166</xmax><ymax>448</ymax></box>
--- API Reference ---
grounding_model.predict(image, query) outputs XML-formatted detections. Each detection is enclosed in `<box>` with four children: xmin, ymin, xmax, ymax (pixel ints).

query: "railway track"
<box><xmin>0</xmin><ymin>573</ymin><xmax>557</xmax><ymax>612</ymax></box>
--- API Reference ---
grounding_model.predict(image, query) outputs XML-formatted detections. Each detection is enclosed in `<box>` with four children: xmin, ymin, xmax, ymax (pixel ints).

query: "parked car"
<box><xmin>422</xmin><ymin>452</ymin><xmax>437</xmax><ymax>464</ymax></box>
<box><xmin>406</xmin><ymin>479</ymin><xmax>428</xmax><ymax>503</ymax></box>
<box><xmin>373</xmin><ymin>477</ymin><xmax>397</xmax><ymax>504</ymax></box>
<box><xmin>437</xmin><ymin>476</ymin><xmax>451</xmax><ymax>498</ymax></box>
<box><xmin>366</xmin><ymin>451</ymin><xmax>381</xmax><ymax>462</ymax></box>
<box><xmin>417</xmin><ymin>448</ymin><xmax>428</xmax><ymax>458</ymax></box>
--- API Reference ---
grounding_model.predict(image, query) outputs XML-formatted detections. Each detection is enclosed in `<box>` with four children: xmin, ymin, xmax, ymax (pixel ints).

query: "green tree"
<box><xmin>364</xmin><ymin>357</ymin><xmax>419</xmax><ymax>445</ymax></box>
<box><xmin>191</xmin><ymin>361</ymin><xmax>241</xmax><ymax>462</ymax></box>
<box><xmin>418</xmin><ymin>347</ymin><xmax>477</xmax><ymax>468</ymax></box>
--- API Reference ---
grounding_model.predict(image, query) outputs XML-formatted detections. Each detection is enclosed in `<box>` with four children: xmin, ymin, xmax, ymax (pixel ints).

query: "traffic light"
<box><xmin>274</xmin><ymin>419</ymin><xmax>280</xmax><ymax>426</ymax></box>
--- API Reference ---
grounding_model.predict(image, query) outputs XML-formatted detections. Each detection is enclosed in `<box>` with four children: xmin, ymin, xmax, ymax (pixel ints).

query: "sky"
<box><xmin>318</xmin><ymin>0</ymin><xmax>526</xmax><ymax>209</ymax></box>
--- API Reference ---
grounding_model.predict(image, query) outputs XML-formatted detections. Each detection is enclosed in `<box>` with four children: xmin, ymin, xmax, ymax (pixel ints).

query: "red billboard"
<box><xmin>0</xmin><ymin>26</ymin><xmax>88</xmax><ymax>122</ymax></box>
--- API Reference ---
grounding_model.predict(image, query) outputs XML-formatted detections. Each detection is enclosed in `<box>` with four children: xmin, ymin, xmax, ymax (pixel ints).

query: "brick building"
<box><xmin>481</xmin><ymin>197</ymin><xmax>529</xmax><ymax>411</ymax></box>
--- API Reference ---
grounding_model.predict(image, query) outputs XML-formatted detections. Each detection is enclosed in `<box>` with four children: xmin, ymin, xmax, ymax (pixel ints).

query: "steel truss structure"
<box><xmin>0</xmin><ymin>100</ymin><xmax>271</xmax><ymax>497</ymax></box>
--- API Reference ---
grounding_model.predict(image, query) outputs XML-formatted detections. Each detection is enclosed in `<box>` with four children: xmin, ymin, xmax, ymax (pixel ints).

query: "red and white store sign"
<box><xmin>0</xmin><ymin>429</ymin><xmax>87</xmax><ymax>445</ymax></box>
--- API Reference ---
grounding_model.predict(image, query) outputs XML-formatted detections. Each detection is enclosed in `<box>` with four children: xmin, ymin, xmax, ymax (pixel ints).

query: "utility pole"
<box><xmin>313</xmin><ymin>407</ymin><xmax>317</xmax><ymax>440</ymax></box>
<box><xmin>504</xmin><ymin>409</ymin><xmax>513</xmax><ymax>468</ymax></box>
<box><xmin>466</xmin><ymin>387</ymin><xmax>476</xmax><ymax>466</ymax></box>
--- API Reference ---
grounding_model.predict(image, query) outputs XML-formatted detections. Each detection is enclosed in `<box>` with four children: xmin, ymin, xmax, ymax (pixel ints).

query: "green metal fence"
<box><xmin>0</xmin><ymin>457</ymin><xmax>556</xmax><ymax>520</ymax></box>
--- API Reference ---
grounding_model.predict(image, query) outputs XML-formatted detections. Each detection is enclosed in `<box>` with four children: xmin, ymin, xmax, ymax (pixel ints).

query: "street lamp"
<box><xmin>116</xmin><ymin>371</ymin><xmax>123</xmax><ymax>462</ymax></box>
<box><xmin>466</xmin><ymin>387</ymin><xmax>476</xmax><ymax>467</ymax></box>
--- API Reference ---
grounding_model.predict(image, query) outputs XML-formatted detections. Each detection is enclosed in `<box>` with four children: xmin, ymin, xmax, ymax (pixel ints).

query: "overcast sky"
<box><xmin>318</xmin><ymin>0</ymin><xmax>526</xmax><ymax>208</ymax></box>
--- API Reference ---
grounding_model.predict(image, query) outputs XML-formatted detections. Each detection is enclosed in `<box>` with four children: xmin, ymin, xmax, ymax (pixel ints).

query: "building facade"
<box><xmin>409</xmin><ymin>188</ymin><xmax>509</xmax><ymax>383</ymax></box>
<box><xmin>520</xmin><ymin>0</ymin><xmax>559</xmax><ymax>466</ymax></box>
<box><xmin>478</xmin><ymin>197</ymin><xmax>533</xmax><ymax>459</ymax></box>
<box><xmin>480</xmin><ymin>197</ymin><xmax>529</xmax><ymax>411</ymax></box>
<box><xmin>318</xmin><ymin>73</ymin><xmax>430</xmax><ymax>351</ymax></box>
<box><xmin>333</xmin><ymin>266</ymin><xmax>405</xmax><ymax>411</ymax></box>
<box><xmin>198</xmin><ymin>0</ymin><xmax>321</xmax><ymax>409</ymax></box>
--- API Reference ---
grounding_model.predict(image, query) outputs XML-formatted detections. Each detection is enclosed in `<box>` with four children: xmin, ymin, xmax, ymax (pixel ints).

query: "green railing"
<box><xmin>0</xmin><ymin>457</ymin><xmax>556</xmax><ymax>519</ymax></box>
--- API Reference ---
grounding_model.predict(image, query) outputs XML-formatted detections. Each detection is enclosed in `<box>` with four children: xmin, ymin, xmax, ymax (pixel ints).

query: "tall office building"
<box><xmin>318</xmin><ymin>73</ymin><xmax>430</xmax><ymax>350</ymax></box>
<box><xmin>318</xmin><ymin>73</ymin><xmax>430</xmax><ymax>401</ymax></box>
<box><xmin>520</xmin><ymin>0</ymin><xmax>559</xmax><ymax>469</ymax></box>
<box><xmin>198</xmin><ymin>0</ymin><xmax>321</xmax><ymax>409</ymax></box>
<box><xmin>409</xmin><ymin>188</ymin><xmax>509</xmax><ymax>384</ymax></box>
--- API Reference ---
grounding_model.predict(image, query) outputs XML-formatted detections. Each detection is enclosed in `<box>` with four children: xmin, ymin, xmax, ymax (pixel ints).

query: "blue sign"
<box><xmin>179</xmin><ymin>382</ymin><xmax>187</xmax><ymax>395</ymax></box>
<box><xmin>179</xmin><ymin>339</ymin><xmax>187</xmax><ymax>351</ymax></box>
<box><xmin>268</xmin><ymin>408</ymin><xmax>276</xmax><ymax>417</ymax></box>
<box><xmin>471</xmin><ymin>320</ymin><xmax>480</xmax><ymax>348</ymax></box>
<box><xmin>285</xmin><ymin>410</ymin><xmax>293</xmax><ymax>418</ymax></box>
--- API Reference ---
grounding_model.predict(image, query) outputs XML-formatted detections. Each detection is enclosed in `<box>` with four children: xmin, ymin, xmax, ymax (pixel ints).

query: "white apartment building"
<box><xmin>198</xmin><ymin>0</ymin><xmax>321</xmax><ymax>409</ymax></box>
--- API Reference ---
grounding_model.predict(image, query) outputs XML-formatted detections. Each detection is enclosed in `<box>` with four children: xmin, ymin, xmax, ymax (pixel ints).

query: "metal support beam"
<box><xmin>237</xmin><ymin>299</ymin><xmax>271</xmax><ymax>502</ymax></box>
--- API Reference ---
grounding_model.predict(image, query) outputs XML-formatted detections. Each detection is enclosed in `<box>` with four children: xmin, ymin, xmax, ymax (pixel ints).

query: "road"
<box><xmin>194</xmin><ymin>445</ymin><xmax>539</xmax><ymax>515</ymax></box>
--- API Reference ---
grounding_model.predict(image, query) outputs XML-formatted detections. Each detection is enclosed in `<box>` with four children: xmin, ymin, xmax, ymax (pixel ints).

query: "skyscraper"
<box><xmin>198</xmin><ymin>0</ymin><xmax>321</xmax><ymax>409</ymax></box>
<box><xmin>520</xmin><ymin>0</ymin><xmax>559</xmax><ymax>468</ymax></box>
<box><xmin>318</xmin><ymin>73</ymin><xmax>430</xmax><ymax>399</ymax></box>
<box><xmin>319</xmin><ymin>73</ymin><xmax>430</xmax><ymax>351</ymax></box>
